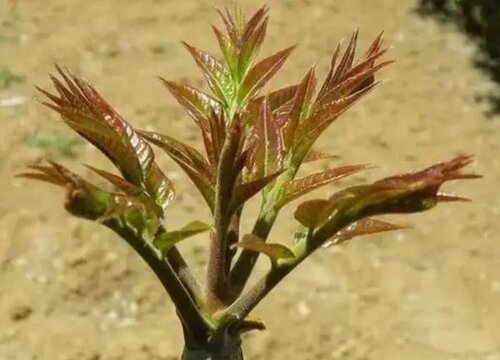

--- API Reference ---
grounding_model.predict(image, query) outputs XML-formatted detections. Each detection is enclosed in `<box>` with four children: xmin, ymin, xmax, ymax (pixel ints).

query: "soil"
<box><xmin>1</xmin><ymin>0</ymin><xmax>500</xmax><ymax>359</ymax></box>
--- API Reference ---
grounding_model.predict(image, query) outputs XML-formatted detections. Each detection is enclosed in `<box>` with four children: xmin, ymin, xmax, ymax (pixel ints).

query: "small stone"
<box><xmin>10</xmin><ymin>304</ymin><xmax>33</xmax><ymax>321</ymax></box>
<box><xmin>297</xmin><ymin>300</ymin><xmax>311</xmax><ymax>318</ymax></box>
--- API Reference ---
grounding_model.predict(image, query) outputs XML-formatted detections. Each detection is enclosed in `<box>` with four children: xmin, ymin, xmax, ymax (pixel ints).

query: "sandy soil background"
<box><xmin>1</xmin><ymin>0</ymin><xmax>500</xmax><ymax>359</ymax></box>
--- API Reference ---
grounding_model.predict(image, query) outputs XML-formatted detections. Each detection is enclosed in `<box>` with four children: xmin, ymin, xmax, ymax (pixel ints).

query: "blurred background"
<box><xmin>0</xmin><ymin>1</ymin><xmax>499</xmax><ymax>359</ymax></box>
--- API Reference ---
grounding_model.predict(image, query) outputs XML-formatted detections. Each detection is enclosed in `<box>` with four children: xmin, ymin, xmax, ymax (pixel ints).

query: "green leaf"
<box><xmin>182</xmin><ymin>42</ymin><xmax>234</xmax><ymax>104</ymax></box>
<box><xmin>212</xmin><ymin>25</ymin><xmax>239</xmax><ymax>78</ymax></box>
<box><xmin>283</xmin><ymin>67</ymin><xmax>317</xmax><ymax>147</ymax></box>
<box><xmin>238</xmin><ymin>9</ymin><xmax>269</xmax><ymax>78</ymax></box>
<box><xmin>234</xmin><ymin>234</ymin><xmax>295</xmax><ymax>266</ymax></box>
<box><xmin>85</xmin><ymin>165</ymin><xmax>163</xmax><ymax>218</ymax></box>
<box><xmin>153</xmin><ymin>221</ymin><xmax>211</xmax><ymax>252</ymax></box>
<box><xmin>293</xmin><ymin>199</ymin><xmax>334</xmax><ymax>228</ymax></box>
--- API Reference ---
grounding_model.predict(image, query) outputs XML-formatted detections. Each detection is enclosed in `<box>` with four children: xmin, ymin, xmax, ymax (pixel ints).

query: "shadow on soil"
<box><xmin>416</xmin><ymin>0</ymin><xmax>500</xmax><ymax>116</ymax></box>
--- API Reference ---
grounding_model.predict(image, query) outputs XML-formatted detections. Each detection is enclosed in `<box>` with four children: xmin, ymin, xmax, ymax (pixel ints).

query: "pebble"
<box><xmin>0</xmin><ymin>95</ymin><xmax>27</xmax><ymax>108</ymax></box>
<box><xmin>9</xmin><ymin>304</ymin><xmax>33</xmax><ymax>321</ymax></box>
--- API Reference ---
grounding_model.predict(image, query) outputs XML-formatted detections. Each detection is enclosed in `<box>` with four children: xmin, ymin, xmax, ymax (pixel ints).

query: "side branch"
<box><xmin>105</xmin><ymin>218</ymin><xmax>210</xmax><ymax>337</ymax></box>
<box><xmin>229</xmin><ymin>208</ymin><xmax>277</xmax><ymax>298</ymax></box>
<box><xmin>223</xmin><ymin>217</ymin><xmax>348</xmax><ymax>325</ymax></box>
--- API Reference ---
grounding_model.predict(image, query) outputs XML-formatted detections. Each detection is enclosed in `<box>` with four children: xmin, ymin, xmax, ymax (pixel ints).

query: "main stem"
<box><xmin>182</xmin><ymin>346</ymin><xmax>244</xmax><ymax>360</ymax></box>
<box><xmin>182</xmin><ymin>328</ymin><xmax>244</xmax><ymax>360</ymax></box>
<box><xmin>206</xmin><ymin>121</ymin><xmax>242</xmax><ymax>305</ymax></box>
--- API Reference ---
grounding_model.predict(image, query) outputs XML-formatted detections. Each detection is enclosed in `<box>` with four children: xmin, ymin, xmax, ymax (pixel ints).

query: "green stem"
<box><xmin>224</xmin><ymin>215</ymin><xmax>350</xmax><ymax>325</ymax></box>
<box><xmin>182</xmin><ymin>329</ymin><xmax>243</xmax><ymax>360</ymax></box>
<box><xmin>167</xmin><ymin>241</ymin><xmax>204</xmax><ymax>304</ymax></box>
<box><xmin>228</xmin><ymin>208</ymin><xmax>277</xmax><ymax>297</ymax></box>
<box><xmin>229</xmin><ymin>164</ymin><xmax>299</xmax><ymax>298</ymax></box>
<box><xmin>105</xmin><ymin>219</ymin><xmax>210</xmax><ymax>338</ymax></box>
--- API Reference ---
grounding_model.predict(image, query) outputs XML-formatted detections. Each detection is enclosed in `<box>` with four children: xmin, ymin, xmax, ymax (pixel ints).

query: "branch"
<box><xmin>165</xmin><ymin>237</ymin><xmax>204</xmax><ymax>303</ymax></box>
<box><xmin>228</xmin><ymin>207</ymin><xmax>277</xmax><ymax>298</ymax></box>
<box><xmin>229</xmin><ymin>166</ymin><xmax>299</xmax><ymax>298</ymax></box>
<box><xmin>222</xmin><ymin>216</ymin><xmax>348</xmax><ymax>325</ymax></box>
<box><xmin>104</xmin><ymin>218</ymin><xmax>210</xmax><ymax>338</ymax></box>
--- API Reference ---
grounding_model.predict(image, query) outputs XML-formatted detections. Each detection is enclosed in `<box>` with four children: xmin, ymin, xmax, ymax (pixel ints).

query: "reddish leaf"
<box><xmin>292</xmin><ymin>32</ymin><xmax>389</xmax><ymax>159</ymax></box>
<box><xmin>153</xmin><ymin>221</ymin><xmax>211</xmax><ymax>252</ymax></box>
<box><xmin>323</xmin><ymin>218</ymin><xmax>408</xmax><ymax>247</ymax></box>
<box><xmin>38</xmin><ymin>66</ymin><xmax>174</xmax><ymax>210</ymax></box>
<box><xmin>139</xmin><ymin>130</ymin><xmax>216</xmax><ymax>209</ymax></box>
<box><xmin>241</xmin><ymin>6</ymin><xmax>269</xmax><ymax>44</ymax></box>
<box><xmin>252</xmin><ymin>84</ymin><xmax>299</xmax><ymax>113</ymax></box>
<box><xmin>317</xmin><ymin>42</ymin><xmax>343</xmax><ymax>101</ymax></box>
<box><xmin>375</xmin><ymin>155</ymin><xmax>480</xmax><ymax>186</ymax></box>
<box><xmin>160</xmin><ymin>79</ymin><xmax>222</xmax><ymax>131</ymax></box>
<box><xmin>304</xmin><ymin>156</ymin><xmax>479</xmax><ymax>242</ymax></box>
<box><xmin>18</xmin><ymin>162</ymin><xmax>114</xmax><ymax>218</ymax></box>
<box><xmin>17</xmin><ymin>163</ymin><xmax>67</xmax><ymax>186</ymax></box>
<box><xmin>203</xmin><ymin>109</ymin><xmax>227</xmax><ymax>167</ymax></box>
<box><xmin>230</xmin><ymin>170</ymin><xmax>284</xmax><ymax>213</ymax></box>
<box><xmin>328</xmin><ymin>30</ymin><xmax>359</xmax><ymax>87</ymax></box>
<box><xmin>303</xmin><ymin>149</ymin><xmax>339</xmax><ymax>163</ymax></box>
<box><xmin>19</xmin><ymin>162</ymin><xmax>161</xmax><ymax>237</ymax></box>
<box><xmin>217</xmin><ymin>7</ymin><xmax>244</xmax><ymax>46</ymax></box>
<box><xmin>436</xmin><ymin>193</ymin><xmax>472</xmax><ymax>202</ymax></box>
<box><xmin>145</xmin><ymin>164</ymin><xmax>175</xmax><ymax>212</ymax></box>
<box><xmin>238</xmin><ymin>45</ymin><xmax>296</xmax><ymax>104</ymax></box>
<box><xmin>316</xmin><ymin>60</ymin><xmax>391</xmax><ymax>109</ymax></box>
<box><xmin>280</xmin><ymin>164</ymin><xmax>373</xmax><ymax>206</ymax></box>
<box><xmin>295</xmin><ymin>82</ymin><xmax>377</xmax><ymax>153</ymax></box>
<box><xmin>18</xmin><ymin>162</ymin><xmax>92</xmax><ymax>191</ymax></box>
<box><xmin>247</xmin><ymin>97</ymin><xmax>285</xmax><ymax>178</ymax></box>
<box><xmin>246</xmin><ymin>84</ymin><xmax>298</xmax><ymax>128</ymax></box>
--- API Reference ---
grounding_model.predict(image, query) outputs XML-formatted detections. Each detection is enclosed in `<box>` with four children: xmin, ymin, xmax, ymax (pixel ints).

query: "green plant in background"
<box><xmin>24</xmin><ymin>131</ymin><xmax>82</xmax><ymax>159</ymax></box>
<box><xmin>0</xmin><ymin>66</ymin><xmax>24</xmax><ymax>89</ymax></box>
<box><xmin>19</xmin><ymin>6</ymin><xmax>479</xmax><ymax>359</ymax></box>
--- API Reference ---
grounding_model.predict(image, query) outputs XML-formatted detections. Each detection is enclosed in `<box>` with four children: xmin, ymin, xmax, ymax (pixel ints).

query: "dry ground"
<box><xmin>1</xmin><ymin>0</ymin><xmax>500</xmax><ymax>359</ymax></box>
